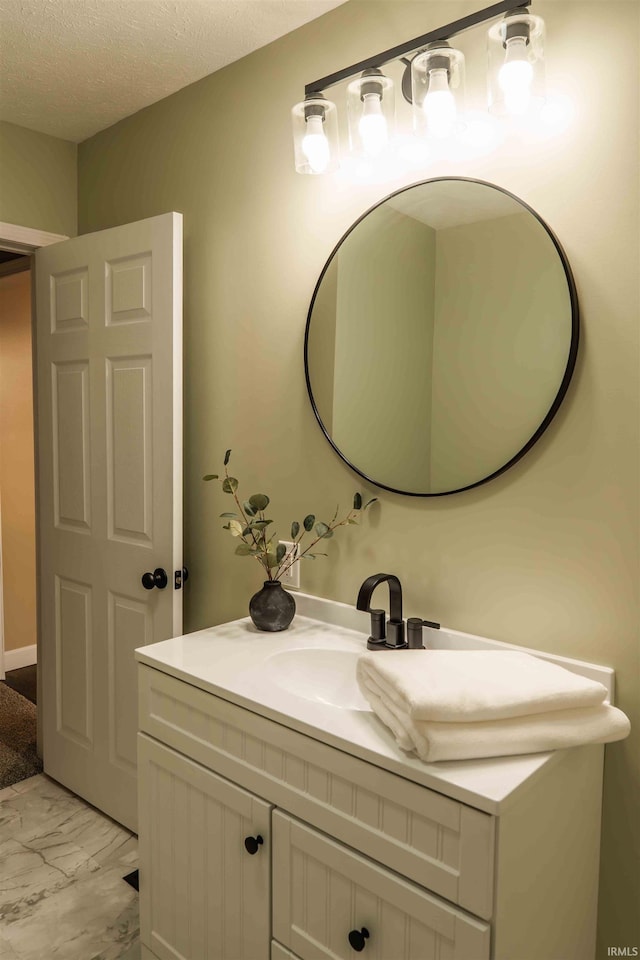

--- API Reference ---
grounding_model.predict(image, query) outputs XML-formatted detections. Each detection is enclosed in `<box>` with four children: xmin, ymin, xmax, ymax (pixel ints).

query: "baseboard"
<box><xmin>3</xmin><ymin>644</ymin><xmax>37</xmax><ymax>673</ymax></box>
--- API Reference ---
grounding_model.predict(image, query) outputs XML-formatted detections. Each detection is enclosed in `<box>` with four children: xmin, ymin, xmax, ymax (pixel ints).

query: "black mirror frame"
<box><xmin>304</xmin><ymin>176</ymin><xmax>580</xmax><ymax>497</ymax></box>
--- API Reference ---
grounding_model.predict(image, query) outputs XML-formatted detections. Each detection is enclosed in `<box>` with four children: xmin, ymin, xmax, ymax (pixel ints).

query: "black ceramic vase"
<box><xmin>249</xmin><ymin>580</ymin><xmax>296</xmax><ymax>632</ymax></box>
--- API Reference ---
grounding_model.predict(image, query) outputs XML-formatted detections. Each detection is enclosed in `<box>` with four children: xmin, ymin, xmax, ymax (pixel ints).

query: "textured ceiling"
<box><xmin>0</xmin><ymin>0</ymin><xmax>346</xmax><ymax>143</ymax></box>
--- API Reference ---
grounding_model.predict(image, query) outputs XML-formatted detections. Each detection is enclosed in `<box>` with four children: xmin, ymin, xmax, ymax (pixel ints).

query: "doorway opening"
<box><xmin>0</xmin><ymin>221</ymin><xmax>67</xmax><ymax>788</ymax></box>
<box><xmin>0</xmin><ymin>254</ymin><xmax>40</xmax><ymax>786</ymax></box>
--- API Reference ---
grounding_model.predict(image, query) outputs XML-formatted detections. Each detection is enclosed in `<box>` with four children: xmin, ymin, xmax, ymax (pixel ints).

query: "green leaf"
<box><xmin>235</xmin><ymin>543</ymin><xmax>252</xmax><ymax>555</ymax></box>
<box><xmin>353</xmin><ymin>492</ymin><xmax>362</xmax><ymax>510</ymax></box>
<box><xmin>219</xmin><ymin>512</ymin><xmax>238</xmax><ymax>518</ymax></box>
<box><xmin>250</xmin><ymin>519</ymin><xmax>272</xmax><ymax>530</ymax></box>
<box><xmin>300</xmin><ymin>553</ymin><xmax>316</xmax><ymax>560</ymax></box>
<box><xmin>222</xmin><ymin>476</ymin><xmax>238</xmax><ymax>494</ymax></box>
<box><xmin>291</xmin><ymin>521</ymin><xmax>300</xmax><ymax>539</ymax></box>
<box><xmin>364</xmin><ymin>498</ymin><xmax>378</xmax><ymax>509</ymax></box>
<box><xmin>265</xmin><ymin>552</ymin><xmax>279</xmax><ymax>569</ymax></box>
<box><xmin>228</xmin><ymin>519</ymin><xmax>243</xmax><ymax>537</ymax></box>
<box><xmin>315</xmin><ymin>522</ymin><xmax>330</xmax><ymax>538</ymax></box>
<box><xmin>303</xmin><ymin>514</ymin><xmax>315</xmax><ymax>532</ymax></box>
<box><xmin>203</xmin><ymin>474</ymin><xmax>219</xmax><ymax>481</ymax></box>
<box><xmin>276</xmin><ymin>543</ymin><xmax>287</xmax><ymax>564</ymax></box>
<box><xmin>249</xmin><ymin>493</ymin><xmax>270</xmax><ymax>511</ymax></box>
<box><xmin>224</xmin><ymin>449</ymin><xmax>232</xmax><ymax>466</ymax></box>
<box><xmin>243</xmin><ymin>499</ymin><xmax>257</xmax><ymax>517</ymax></box>
<box><xmin>347</xmin><ymin>518</ymin><xmax>359</xmax><ymax>524</ymax></box>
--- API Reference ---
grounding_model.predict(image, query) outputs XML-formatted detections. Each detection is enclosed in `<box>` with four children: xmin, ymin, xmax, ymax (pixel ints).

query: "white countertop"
<box><xmin>134</xmin><ymin>593</ymin><xmax>613</xmax><ymax>814</ymax></box>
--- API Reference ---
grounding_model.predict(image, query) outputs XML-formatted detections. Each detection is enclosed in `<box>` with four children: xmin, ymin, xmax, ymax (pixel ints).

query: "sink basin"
<box><xmin>262</xmin><ymin>647</ymin><xmax>372</xmax><ymax>711</ymax></box>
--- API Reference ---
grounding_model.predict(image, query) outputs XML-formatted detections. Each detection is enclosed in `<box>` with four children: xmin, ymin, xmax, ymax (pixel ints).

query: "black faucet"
<box><xmin>356</xmin><ymin>573</ymin><xmax>441</xmax><ymax>650</ymax></box>
<box><xmin>356</xmin><ymin>573</ymin><xmax>406</xmax><ymax>649</ymax></box>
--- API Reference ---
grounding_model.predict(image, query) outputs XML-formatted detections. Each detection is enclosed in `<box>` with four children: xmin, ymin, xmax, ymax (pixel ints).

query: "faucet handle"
<box><xmin>407</xmin><ymin>617</ymin><xmax>441</xmax><ymax>649</ymax></box>
<box><xmin>407</xmin><ymin>618</ymin><xmax>425</xmax><ymax>649</ymax></box>
<box><xmin>367</xmin><ymin>608</ymin><xmax>387</xmax><ymax>650</ymax></box>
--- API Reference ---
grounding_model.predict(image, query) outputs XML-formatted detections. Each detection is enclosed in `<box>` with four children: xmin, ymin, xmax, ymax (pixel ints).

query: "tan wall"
<box><xmin>77</xmin><ymin>0</ymin><xmax>639</xmax><ymax>952</ymax></box>
<box><xmin>0</xmin><ymin>121</ymin><xmax>77</xmax><ymax>237</ymax></box>
<box><xmin>0</xmin><ymin>269</ymin><xmax>37</xmax><ymax>653</ymax></box>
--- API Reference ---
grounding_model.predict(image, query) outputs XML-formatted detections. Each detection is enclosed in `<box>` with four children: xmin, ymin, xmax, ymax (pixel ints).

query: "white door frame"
<box><xmin>0</xmin><ymin>223</ymin><xmax>67</xmax><ymax>713</ymax></box>
<box><xmin>0</xmin><ymin>221</ymin><xmax>69</xmax><ymax>255</ymax></box>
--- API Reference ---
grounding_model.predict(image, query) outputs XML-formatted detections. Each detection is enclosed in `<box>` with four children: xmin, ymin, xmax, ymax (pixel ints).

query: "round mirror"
<box><xmin>305</xmin><ymin>178</ymin><xmax>579</xmax><ymax>496</ymax></box>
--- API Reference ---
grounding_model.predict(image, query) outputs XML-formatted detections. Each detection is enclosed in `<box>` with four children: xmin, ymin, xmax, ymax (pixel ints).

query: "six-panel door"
<box><xmin>35</xmin><ymin>212</ymin><xmax>183</xmax><ymax>830</ymax></box>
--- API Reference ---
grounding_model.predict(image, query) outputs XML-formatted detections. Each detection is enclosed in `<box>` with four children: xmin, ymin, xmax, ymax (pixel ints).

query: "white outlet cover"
<box><xmin>279</xmin><ymin>541</ymin><xmax>300</xmax><ymax>589</ymax></box>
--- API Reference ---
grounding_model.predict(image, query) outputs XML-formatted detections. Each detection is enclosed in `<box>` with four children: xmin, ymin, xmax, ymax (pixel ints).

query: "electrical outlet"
<box><xmin>279</xmin><ymin>540</ymin><xmax>300</xmax><ymax>589</ymax></box>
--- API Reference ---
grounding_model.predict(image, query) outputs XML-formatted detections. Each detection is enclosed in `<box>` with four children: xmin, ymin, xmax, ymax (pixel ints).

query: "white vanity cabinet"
<box><xmin>137</xmin><ymin>640</ymin><xmax>605</xmax><ymax>960</ymax></box>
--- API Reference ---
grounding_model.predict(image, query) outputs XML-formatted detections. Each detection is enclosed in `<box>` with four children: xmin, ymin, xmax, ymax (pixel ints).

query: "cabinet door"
<box><xmin>272</xmin><ymin>812</ymin><xmax>490</xmax><ymax>960</ymax></box>
<box><xmin>139</xmin><ymin>733</ymin><xmax>272</xmax><ymax>960</ymax></box>
<box><xmin>271</xmin><ymin>943</ymin><xmax>301</xmax><ymax>960</ymax></box>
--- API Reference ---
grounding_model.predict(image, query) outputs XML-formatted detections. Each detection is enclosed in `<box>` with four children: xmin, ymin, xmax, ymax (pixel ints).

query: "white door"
<box><xmin>35</xmin><ymin>212</ymin><xmax>183</xmax><ymax>831</ymax></box>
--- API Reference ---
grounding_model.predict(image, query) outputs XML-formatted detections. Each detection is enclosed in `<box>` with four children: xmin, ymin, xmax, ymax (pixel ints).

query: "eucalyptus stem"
<box><xmin>205</xmin><ymin>450</ymin><xmax>376</xmax><ymax>584</ymax></box>
<box><xmin>224</xmin><ymin>464</ymin><xmax>272</xmax><ymax>578</ymax></box>
<box><xmin>273</xmin><ymin>507</ymin><xmax>358</xmax><ymax>581</ymax></box>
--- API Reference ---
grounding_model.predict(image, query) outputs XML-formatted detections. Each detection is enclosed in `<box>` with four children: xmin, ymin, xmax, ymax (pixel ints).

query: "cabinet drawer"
<box><xmin>273</xmin><ymin>811</ymin><xmax>490</xmax><ymax>960</ymax></box>
<box><xmin>139</xmin><ymin>665</ymin><xmax>494</xmax><ymax>919</ymax></box>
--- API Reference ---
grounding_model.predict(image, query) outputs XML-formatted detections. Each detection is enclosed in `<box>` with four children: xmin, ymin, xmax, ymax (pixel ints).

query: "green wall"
<box><xmin>431</xmin><ymin>211</ymin><xmax>570</xmax><ymax>491</ymax></box>
<box><xmin>77</xmin><ymin>1</ymin><xmax>639</xmax><ymax>953</ymax></box>
<box><xmin>0</xmin><ymin>121</ymin><xmax>77</xmax><ymax>237</ymax></box>
<box><xmin>332</xmin><ymin>205</ymin><xmax>435</xmax><ymax>490</ymax></box>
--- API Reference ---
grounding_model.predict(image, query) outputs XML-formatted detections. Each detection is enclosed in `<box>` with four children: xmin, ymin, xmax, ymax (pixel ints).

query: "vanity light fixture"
<box><xmin>411</xmin><ymin>42</ymin><xmax>465</xmax><ymax>141</ymax></box>
<box><xmin>488</xmin><ymin>8</ymin><xmax>545</xmax><ymax>116</ymax></box>
<box><xmin>291</xmin><ymin>0</ymin><xmax>546</xmax><ymax>174</ymax></box>
<box><xmin>292</xmin><ymin>95</ymin><xmax>339</xmax><ymax>175</ymax></box>
<box><xmin>347</xmin><ymin>68</ymin><xmax>395</xmax><ymax>158</ymax></box>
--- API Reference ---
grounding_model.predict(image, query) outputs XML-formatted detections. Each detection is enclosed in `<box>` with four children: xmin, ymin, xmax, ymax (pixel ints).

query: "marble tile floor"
<box><xmin>0</xmin><ymin>774</ymin><xmax>140</xmax><ymax>960</ymax></box>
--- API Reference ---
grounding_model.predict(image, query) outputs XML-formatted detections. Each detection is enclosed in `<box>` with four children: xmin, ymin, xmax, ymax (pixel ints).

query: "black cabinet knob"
<box><xmin>244</xmin><ymin>834</ymin><xmax>264</xmax><ymax>855</ymax></box>
<box><xmin>141</xmin><ymin>568</ymin><xmax>168</xmax><ymax>590</ymax></box>
<box><xmin>348</xmin><ymin>927</ymin><xmax>370</xmax><ymax>952</ymax></box>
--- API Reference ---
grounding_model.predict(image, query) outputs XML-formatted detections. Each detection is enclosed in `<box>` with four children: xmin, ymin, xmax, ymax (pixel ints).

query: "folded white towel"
<box><xmin>356</xmin><ymin>650</ymin><xmax>608</xmax><ymax>723</ymax></box>
<box><xmin>360</xmin><ymin>671</ymin><xmax>630</xmax><ymax>762</ymax></box>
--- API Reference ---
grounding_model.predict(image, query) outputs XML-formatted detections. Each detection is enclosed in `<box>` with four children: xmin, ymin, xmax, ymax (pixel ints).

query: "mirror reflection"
<box><xmin>305</xmin><ymin>178</ymin><xmax>578</xmax><ymax>495</ymax></box>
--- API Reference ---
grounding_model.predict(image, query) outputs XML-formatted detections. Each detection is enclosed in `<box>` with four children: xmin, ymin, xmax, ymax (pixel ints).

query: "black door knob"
<box><xmin>141</xmin><ymin>568</ymin><xmax>168</xmax><ymax>590</ymax></box>
<box><xmin>348</xmin><ymin>928</ymin><xmax>370</xmax><ymax>952</ymax></box>
<box><xmin>244</xmin><ymin>834</ymin><xmax>264</xmax><ymax>855</ymax></box>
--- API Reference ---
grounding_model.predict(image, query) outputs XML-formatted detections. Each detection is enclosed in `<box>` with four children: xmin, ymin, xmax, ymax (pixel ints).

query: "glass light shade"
<box><xmin>346</xmin><ymin>69</ymin><xmax>395</xmax><ymax>159</ymax></box>
<box><xmin>411</xmin><ymin>44</ymin><xmax>465</xmax><ymax>141</ymax></box>
<box><xmin>487</xmin><ymin>12</ymin><xmax>545</xmax><ymax>117</ymax></box>
<box><xmin>292</xmin><ymin>97</ymin><xmax>339</xmax><ymax>175</ymax></box>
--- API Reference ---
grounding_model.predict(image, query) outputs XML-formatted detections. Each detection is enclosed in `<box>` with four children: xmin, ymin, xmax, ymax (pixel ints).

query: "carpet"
<box><xmin>0</xmin><ymin>680</ymin><xmax>43</xmax><ymax>789</ymax></box>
